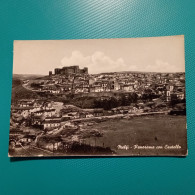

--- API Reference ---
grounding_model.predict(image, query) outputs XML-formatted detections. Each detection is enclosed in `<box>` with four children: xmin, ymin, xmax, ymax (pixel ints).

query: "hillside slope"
<box><xmin>11</xmin><ymin>78</ymin><xmax>39</xmax><ymax>102</ymax></box>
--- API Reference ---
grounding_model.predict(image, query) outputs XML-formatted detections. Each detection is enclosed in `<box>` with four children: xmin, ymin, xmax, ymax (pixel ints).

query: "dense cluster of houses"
<box><xmin>11</xmin><ymin>66</ymin><xmax>185</xmax><ymax>132</ymax></box>
<box><xmin>27</xmin><ymin>66</ymin><xmax>185</xmax><ymax>102</ymax></box>
<box><xmin>89</xmin><ymin>72</ymin><xmax>185</xmax><ymax>101</ymax></box>
<box><xmin>11</xmin><ymin>98</ymin><xmax>144</xmax><ymax>132</ymax></box>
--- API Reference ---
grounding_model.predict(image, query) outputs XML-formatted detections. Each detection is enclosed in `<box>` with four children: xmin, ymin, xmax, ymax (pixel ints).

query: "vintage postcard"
<box><xmin>9</xmin><ymin>36</ymin><xmax>187</xmax><ymax>157</ymax></box>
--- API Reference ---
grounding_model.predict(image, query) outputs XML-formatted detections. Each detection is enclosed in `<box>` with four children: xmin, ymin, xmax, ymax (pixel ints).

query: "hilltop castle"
<box><xmin>49</xmin><ymin>65</ymin><xmax>88</xmax><ymax>76</ymax></box>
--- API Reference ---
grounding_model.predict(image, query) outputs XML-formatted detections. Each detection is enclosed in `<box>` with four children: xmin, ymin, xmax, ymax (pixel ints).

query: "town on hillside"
<box><xmin>9</xmin><ymin>65</ymin><xmax>186</xmax><ymax>156</ymax></box>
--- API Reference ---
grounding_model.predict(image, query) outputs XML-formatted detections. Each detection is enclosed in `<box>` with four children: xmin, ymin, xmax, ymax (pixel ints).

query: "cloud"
<box><xmin>143</xmin><ymin>60</ymin><xmax>178</xmax><ymax>72</ymax></box>
<box><xmin>61</xmin><ymin>50</ymin><xmax>90</xmax><ymax>68</ymax></box>
<box><xmin>61</xmin><ymin>51</ymin><xmax>181</xmax><ymax>73</ymax></box>
<box><xmin>61</xmin><ymin>50</ymin><xmax>138</xmax><ymax>74</ymax></box>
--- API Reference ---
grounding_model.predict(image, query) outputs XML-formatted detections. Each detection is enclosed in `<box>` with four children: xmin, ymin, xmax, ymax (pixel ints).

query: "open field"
<box><xmin>86</xmin><ymin>115</ymin><xmax>187</xmax><ymax>156</ymax></box>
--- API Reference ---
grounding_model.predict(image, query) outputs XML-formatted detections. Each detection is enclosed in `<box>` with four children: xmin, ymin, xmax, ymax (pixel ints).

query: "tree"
<box><xmin>121</xmin><ymin>94</ymin><xmax>129</xmax><ymax>106</ymax></box>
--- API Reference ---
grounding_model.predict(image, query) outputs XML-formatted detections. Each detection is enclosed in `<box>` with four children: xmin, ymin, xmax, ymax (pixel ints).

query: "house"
<box><xmin>128</xmin><ymin>106</ymin><xmax>138</xmax><ymax>113</ymax></box>
<box><xmin>66</xmin><ymin>112</ymin><xmax>80</xmax><ymax>119</ymax></box>
<box><xmin>33</xmin><ymin>109</ymin><xmax>56</xmax><ymax>117</ymax></box>
<box><xmin>32</xmin><ymin>116</ymin><xmax>43</xmax><ymax>126</ymax></box>
<box><xmin>61</xmin><ymin>116</ymin><xmax>71</xmax><ymax>121</ymax></box>
<box><xmin>171</xmin><ymin>92</ymin><xmax>185</xmax><ymax>100</ymax></box>
<box><xmin>143</xmin><ymin>106</ymin><xmax>152</xmax><ymax>112</ymax></box>
<box><xmin>51</xmin><ymin>89</ymin><xmax>60</xmax><ymax>94</ymax></box>
<box><xmin>122</xmin><ymin>84</ymin><xmax>134</xmax><ymax>92</ymax></box>
<box><xmin>93</xmin><ymin>109</ymin><xmax>104</xmax><ymax>117</ymax></box>
<box><xmin>79</xmin><ymin>112</ymin><xmax>86</xmax><ymax>118</ymax></box>
<box><xmin>114</xmin><ymin>81</ymin><xmax>120</xmax><ymax>90</ymax></box>
<box><xmin>75</xmin><ymin>85</ymin><xmax>89</xmax><ymax>93</ymax></box>
<box><xmin>89</xmin><ymin>87</ymin><xmax>95</xmax><ymax>92</ymax></box>
<box><xmin>164</xmin><ymin>90</ymin><xmax>171</xmax><ymax>101</ymax></box>
<box><xmin>33</xmin><ymin>110</ymin><xmax>45</xmax><ymax>117</ymax></box>
<box><xmin>43</xmin><ymin>109</ymin><xmax>56</xmax><ymax>117</ymax></box>
<box><xmin>19</xmin><ymin>135</ymin><xmax>36</xmax><ymax>145</ymax></box>
<box><xmin>63</xmin><ymin>122</ymin><xmax>78</xmax><ymax>130</ymax></box>
<box><xmin>94</xmin><ymin>85</ymin><xmax>104</xmax><ymax>92</ymax></box>
<box><xmin>86</xmin><ymin>113</ymin><xmax>94</xmax><ymax>118</ymax></box>
<box><xmin>44</xmin><ymin>142</ymin><xmax>62</xmax><ymax>151</ymax></box>
<box><xmin>21</xmin><ymin>110</ymin><xmax>30</xmax><ymax>118</ymax></box>
<box><xmin>43</xmin><ymin>120</ymin><xmax>61</xmax><ymax>129</ymax></box>
<box><xmin>18</xmin><ymin>99</ymin><xmax>34</xmax><ymax>107</ymax></box>
<box><xmin>45</xmin><ymin>116</ymin><xmax>61</xmax><ymax>121</ymax></box>
<box><xmin>101</xmin><ymin>80</ymin><xmax>111</xmax><ymax>91</ymax></box>
<box><xmin>111</xmin><ymin>108</ymin><xmax>119</xmax><ymax>114</ymax></box>
<box><xmin>41</xmin><ymin>102</ymin><xmax>53</xmax><ymax>110</ymax></box>
<box><xmin>13</xmin><ymin>106</ymin><xmax>34</xmax><ymax>113</ymax></box>
<box><xmin>166</xmin><ymin>84</ymin><xmax>174</xmax><ymax>92</ymax></box>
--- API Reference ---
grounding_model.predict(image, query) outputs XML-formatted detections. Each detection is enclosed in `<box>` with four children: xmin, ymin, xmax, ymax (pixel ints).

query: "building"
<box><xmin>32</xmin><ymin>116</ymin><xmax>43</xmax><ymax>126</ymax></box>
<box><xmin>18</xmin><ymin>99</ymin><xmax>34</xmax><ymax>107</ymax></box>
<box><xmin>43</xmin><ymin>120</ymin><xmax>61</xmax><ymax>129</ymax></box>
<box><xmin>33</xmin><ymin>109</ymin><xmax>56</xmax><ymax>117</ymax></box>
<box><xmin>53</xmin><ymin>65</ymin><xmax>88</xmax><ymax>75</ymax></box>
<box><xmin>114</xmin><ymin>81</ymin><xmax>120</xmax><ymax>90</ymax></box>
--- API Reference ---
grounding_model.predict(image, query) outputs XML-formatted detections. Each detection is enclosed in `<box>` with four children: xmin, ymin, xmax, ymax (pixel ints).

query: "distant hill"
<box><xmin>11</xmin><ymin>76</ymin><xmax>39</xmax><ymax>102</ymax></box>
<box><xmin>34</xmin><ymin>75</ymin><xmax>51</xmax><ymax>80</ymax></box>
<box><xmin>98</xmin><ymin>71</ymin><xmax>185</xmax><ymax>75</ymax></box>
<box><xmin>13</xmin><ymin>74</ymin><xmax>46</xmax><ymax>81</ymax></box>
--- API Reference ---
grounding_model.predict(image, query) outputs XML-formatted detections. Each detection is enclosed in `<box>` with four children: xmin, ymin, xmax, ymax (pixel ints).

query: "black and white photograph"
<box><xmin>9</xmin><ymin>36</ymin><xmax>187</xmax><ymax>157</ymax></box>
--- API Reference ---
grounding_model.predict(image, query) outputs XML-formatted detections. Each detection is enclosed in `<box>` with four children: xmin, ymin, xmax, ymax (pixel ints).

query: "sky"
<box><xmin>13</xmin><ymin>35</ymin><xmax>185</xmax><ymax>75</ymax></box>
